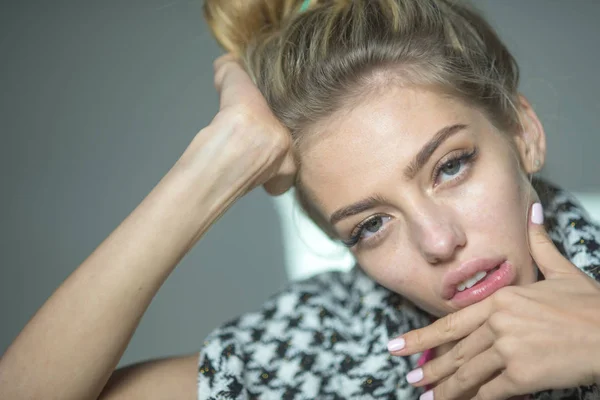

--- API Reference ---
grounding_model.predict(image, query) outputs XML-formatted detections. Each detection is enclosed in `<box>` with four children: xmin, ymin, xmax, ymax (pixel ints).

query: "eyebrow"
<box><xmin>329</xmin><ymin>123</ymin><xmax>468</xmax><ymax>226</ymax></box>
<box><xmin>404</xmin><ymin>123</ymin><xmax>468</xmax><ymax>180</ymax></box>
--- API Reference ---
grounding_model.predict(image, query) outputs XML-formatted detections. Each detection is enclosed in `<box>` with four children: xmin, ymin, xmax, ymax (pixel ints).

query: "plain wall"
<box><xmin>1</xmin><ymin>0</ymin><xmax>599</xmax><ymax>368</ymax></box>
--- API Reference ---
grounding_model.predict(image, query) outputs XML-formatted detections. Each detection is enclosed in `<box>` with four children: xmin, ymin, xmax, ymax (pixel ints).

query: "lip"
<box><xmin>441</xmin><ymin>257</ymin><xmax>507</xmax><ymax>300</ymax></box>
<box><xmin>449</xmin><ymin>261</ymin><xmax>515</xmax><ymax>308</ymax></box>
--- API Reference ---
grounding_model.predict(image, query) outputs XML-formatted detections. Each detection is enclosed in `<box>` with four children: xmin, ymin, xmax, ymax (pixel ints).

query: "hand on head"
<box><xmin>210</xmin><ymin>54</ymin><xmax>296</xmax><ymax>196</ymax></box>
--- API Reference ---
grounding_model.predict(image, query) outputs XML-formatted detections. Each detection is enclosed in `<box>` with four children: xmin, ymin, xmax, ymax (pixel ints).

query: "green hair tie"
<box><xmin>300</xmin><ymin>0</ymin><xmax>311</xmax><ymax>12</ymax></box>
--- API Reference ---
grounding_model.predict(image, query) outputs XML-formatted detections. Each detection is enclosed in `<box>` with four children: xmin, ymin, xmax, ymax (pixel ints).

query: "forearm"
<box><xmin>0</xmin><ymin>130</ymin><xmax>261</xmax><ymax>400</ymax></box>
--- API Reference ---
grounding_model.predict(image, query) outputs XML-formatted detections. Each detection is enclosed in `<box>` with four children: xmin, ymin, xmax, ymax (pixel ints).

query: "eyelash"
<box><xmin>432</xmin><ymin>147</ymin><xmax>478</xmax><ymax>186</ymax></box>
<box><xmin>342</xmin><ymin>147</ymin><xmax>479</xmax><ymax>249</ymax></box>
<box><xmin>343</xmin><ymin>214</ymin><xmax>389</xmax><ymax>248</ymax></box>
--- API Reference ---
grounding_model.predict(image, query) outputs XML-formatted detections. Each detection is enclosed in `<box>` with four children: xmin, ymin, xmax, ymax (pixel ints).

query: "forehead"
<box><xmin>297</xmin><ymin>86</ymin><xmax>487</xmax><ymax>216</ymax></box>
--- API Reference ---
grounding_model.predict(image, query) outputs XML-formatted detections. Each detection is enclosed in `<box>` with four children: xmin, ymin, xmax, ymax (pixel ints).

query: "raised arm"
<box><xmin>0</xmin><ymin>55</ymin><xmax>295</xmax><ymax>400</ymax></box>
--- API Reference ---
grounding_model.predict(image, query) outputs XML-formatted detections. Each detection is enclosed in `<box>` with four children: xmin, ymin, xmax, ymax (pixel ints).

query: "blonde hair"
<box><xmin>204</xmin><ymin>0</ymin><xmax>521</xmax><ymax>236</ymax></box>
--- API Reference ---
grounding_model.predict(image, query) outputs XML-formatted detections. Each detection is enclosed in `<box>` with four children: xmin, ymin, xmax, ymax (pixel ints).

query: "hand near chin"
<box><xmin>388</xmin><ymin>203</ymin><xmax>600</xmax><ymax>400</ymax></box>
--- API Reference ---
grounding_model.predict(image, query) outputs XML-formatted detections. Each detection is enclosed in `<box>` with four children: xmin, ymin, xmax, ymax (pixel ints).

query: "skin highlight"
<box><xmin>298</xmin><ymin>85</ymin><xmax>544</xmax><ymax>317</ymax></box>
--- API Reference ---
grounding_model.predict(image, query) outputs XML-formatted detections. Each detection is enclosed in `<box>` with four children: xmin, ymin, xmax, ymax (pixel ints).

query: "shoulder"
<box><xmin>540</xmin><ymin>179</ymin><xmax>600</xmax><ymax>282</ymax></box>
<box><xmin>197</xmin><ymin>268</ymin><xmax>430</xmax><ymax>399</ymax></box>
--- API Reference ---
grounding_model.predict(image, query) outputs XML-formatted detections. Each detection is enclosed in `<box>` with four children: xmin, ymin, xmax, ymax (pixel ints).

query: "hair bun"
<box><xmin>204</xmin><ymin>0</ymin><xmax>300</xmax><ymax>56</ymax></box>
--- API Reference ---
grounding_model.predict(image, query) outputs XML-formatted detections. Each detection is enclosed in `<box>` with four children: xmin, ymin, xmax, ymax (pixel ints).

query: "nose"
<box><xmin>409</xmin><ymin>205</ymin><xmax>466</xmax><ymax>264</ymax></box>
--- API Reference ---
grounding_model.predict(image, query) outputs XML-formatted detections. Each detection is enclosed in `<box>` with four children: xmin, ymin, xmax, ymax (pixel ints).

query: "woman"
<box><xmin>1</xmin><ymin>0</ymin><xmax>599</xmax><ymax>399</ymax></box>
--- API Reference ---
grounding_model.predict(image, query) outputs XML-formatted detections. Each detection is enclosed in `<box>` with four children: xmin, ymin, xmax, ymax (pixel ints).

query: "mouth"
<box><xmin>456</xmin><ymin>265</ymin><xmax>500</xmax><ymax>292</ymax></box>
<box><xmin>441</xmin><ymin>258</ymin><xmax>516</xmax><ymax>309</ymax></box>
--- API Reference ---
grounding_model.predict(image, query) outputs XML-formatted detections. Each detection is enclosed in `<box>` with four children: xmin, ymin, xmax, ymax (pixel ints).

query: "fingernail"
<box><xmin>420</xmin><ymin>389</ymin><xmax>434</xmax><ymax>400</ymax></box>
<box><xmin>406</xmin><ymin>368</ymin><xmax>424</xmax><ymax>384</ymax></box>
<box><xmin>531</xmin><ymin>202</ymin><xmax>544</xmax><ymax>225</ymax></box>
<box><xmin>387</xmin><ymin>337</ymin><xmax>405</xmax><ymax>352</ymax></box>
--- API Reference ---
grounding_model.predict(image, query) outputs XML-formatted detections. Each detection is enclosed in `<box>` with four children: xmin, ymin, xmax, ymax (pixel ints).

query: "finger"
<box><xmin>213</xmin><ymin>53</ymin><xmax>237</xmax><ymax>74</ymax></box>
<box><xmin>263</xmin><ymin>150</ymin><xmax>297</xmax><ymax>196</ymax></box>
<box><xmin>407</xmin><ymin>324</ymin><xmax>495</xmax><ymax>388</ymax></box>
<box><xmin>216</xmin><ymin>63</ymin><xmax>249</xmax><ymax>109</ymax></box>
<box><xmin>389</xmin><ymin>299</ymin><xmax>493</xmax><ymax>356</ymax></box>
<box><xmin>213</xmin><ymin>57</ymin><xmax>258</xmax><ymax>110</ymax></box>
<box><xmin>473</xmin><ymin>372</ymin><xmax>518</xmax><ymax>400</ymax></box>
<box><xmin>426</xmin><ymin>348</ymin><xmax>503</xmax><ymax>400</ymax></box>
<box><xmin>527</xmin><ymin>202</ymin><xmax>577</xmax><ymax>278</ymax></box>
<box><xmin>213</xmin><ymin>53</ymin><xmax>238</xmax><ymax>90</ymax></box>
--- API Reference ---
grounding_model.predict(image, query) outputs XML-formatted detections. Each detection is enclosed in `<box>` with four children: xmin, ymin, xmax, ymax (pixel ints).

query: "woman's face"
<box><xmin>298</xmin><ymin>86</ymin><xmax>544</xmax><ymax>317</ymax></box>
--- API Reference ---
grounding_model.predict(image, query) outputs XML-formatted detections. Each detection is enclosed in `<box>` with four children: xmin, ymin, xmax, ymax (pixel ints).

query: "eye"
<box><xmin>363</xmin><ymin>217</ymin><xmax>384</xmax><ymax>236</ymax></box>
<box><xmin>433</xmin><ymin>148</ymin><xmax>478</xmax><ymax>185</ymax></box>
<box><xmin>343</xmin><ymin>215</ymin><xmax>391</xmax><ymax>248</ymax></box>
<box><xmin>440</xmin><ymin>159</ymin><xmax>462</xmax><ymax>178</ymax></box>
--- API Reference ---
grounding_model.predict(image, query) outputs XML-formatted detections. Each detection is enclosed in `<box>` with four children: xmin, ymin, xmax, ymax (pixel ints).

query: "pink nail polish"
<box><xmin>420</xmin><ymin>389</ymin><xmax>434</xmax><ymax>400</ymax></box>
<box><xmin>406</xmin><ymin>368</ymin><xmax>424</xmax><ymax>384</ymax></box>
<box><xmin>387</xmin><ymin>337</ymin><xmax>405</xmax><ymax>352</ymax></box>
<box><xmin>531</xmin><ymin>202</ymin><xmax>544</xmax><ymax>225</ymax></box>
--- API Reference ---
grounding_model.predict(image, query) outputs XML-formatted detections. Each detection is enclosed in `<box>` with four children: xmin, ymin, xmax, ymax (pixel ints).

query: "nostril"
<box><xmin>427</xmin><ymin>255</ymin><xmax>440</xmax><ymax>265</ymax></box>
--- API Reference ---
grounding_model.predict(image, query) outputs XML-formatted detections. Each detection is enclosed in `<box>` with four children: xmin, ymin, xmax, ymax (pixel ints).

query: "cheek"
<box><xmin>355</xmin><ymin>242</ymin><xmax>439</xmax><ymax>311</ymax></box>
<box><xmin>354</xmin><ymin>237</ymin><xmax>415</xmax><ymax>288</ymax></box>
<box><xmin>364</xmin><ymin>250</ymin><xmax>446</xmax><ymax>316</ymax></box>
<box><xmin>464</xmin><ymin>159</ymin><xmax>530</xmax><ymax>238</ymax></box>
<box><xmin>457</xmin><ymin>157</ymin><xmax>537</xmax><ymax>284</ymax></box>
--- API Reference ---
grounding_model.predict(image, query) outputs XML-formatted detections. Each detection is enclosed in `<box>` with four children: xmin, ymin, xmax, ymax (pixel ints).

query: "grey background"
<box><xmin>1</xmin><ymin>0</ymin><xmax>598</xmax><ymax>368</ymax></box>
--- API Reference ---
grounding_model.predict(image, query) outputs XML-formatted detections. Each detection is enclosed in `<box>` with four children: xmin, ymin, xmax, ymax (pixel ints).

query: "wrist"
<box><xmin>154</xmin><ymin>162</ymin><xmax>247</xmax><ymax>237</ymax></box>
<box><xmin>156</xmin><ymin>127</ymin><xmax>271</xmax><ymax>235</ymax></box>
<box><xmin>175</xmin><ymin>125</ymin><xmax>275</xmax><ymax>196</ymax></box>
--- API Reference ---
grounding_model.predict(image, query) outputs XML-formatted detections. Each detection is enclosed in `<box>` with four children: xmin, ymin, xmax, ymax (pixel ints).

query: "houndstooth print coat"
<box><xmin>197</xmin><ymin>180</ymin><xmax>600</xmax><ymax>400</ymax></box>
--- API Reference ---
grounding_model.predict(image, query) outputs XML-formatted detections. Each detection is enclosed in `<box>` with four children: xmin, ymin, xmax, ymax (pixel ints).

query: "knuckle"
<box><xmin>434</xmin><ymin>378</ymin><xmax>464</xmax><ymax>400</ymax></box>
<box><xmin>411</xmin><ymin>332</ymin><xmax>425</xmax><ymax>350</ymax></box>
<box><xmin>439</xmin><ymin>313</ymin><xmax>457</xmax><ymax>337</ymax></box>
<box><xmin>213</xmin><ymin>58</ymin><xmax>222</xmax><ymax>72</ymax></box>
<box><xmin>271</xmin><ymin>127</ymin><xmax>291</xmax><ymax>149</ymax></box>
<box><xmin>263</xmin><ymin>130</ymin><xmax>291</xmax><ymax>162</ymax></box>
<box><xmin>493</xmin><ymin>336</ymin><xmax>515</xmax><ymax>360</ymax></box>
<box><xmin>531</xmin><ymin>229</ymin><xmax>549</xmax><ymax>245</ymax></box>
<box><xmin>434</xmin><ymin>383</ymin><xmax>448</xmax><ymax>400</ymax></box>
<box><xmin>213</xmin><ymin>62</ymin><xmax>228</xmax><ymax>83</ymax></box>
<box><xmin>213</xmin><ymin>71</ymin><xmax>223</xmax><ymax>88</ymax></box>
<box><xmin>487</xmin><ymin>311</ymin><xmax>509</xmax><ymax>333</ymax></box>
<box><xmin>504</xmin><ymin>363</ymin><xmax>530</xmax><ymax>387</ymax></box>
<box><xmin>454</xmin><ymin>365</ymin><xmax>471</xmax><ymax>389</ymax></box>
<box><xmin>451</xmin><ymin>338</ymin><xmax>467</xmax><ymax>366</ymax></box>
<box><xmin>424</xmin><ymin>359</ymin><xmax>441</xmax><ymax>381</ymax></box>
<box><xmin>213</xmin><ymin>54</ymin><xmax>234</xmax><ymax>71</ymax></box>
<box><xmin>490</xmin><ymin>287</ymin><xmax>517</xmax><ymax>309</ymax></box>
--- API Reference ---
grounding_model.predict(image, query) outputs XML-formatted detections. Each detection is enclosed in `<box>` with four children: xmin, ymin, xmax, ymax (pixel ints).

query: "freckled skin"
<box><xmin>299</xmin><ymin>86</ymin><xmax>542</xmax><ymax>317</ymax></box>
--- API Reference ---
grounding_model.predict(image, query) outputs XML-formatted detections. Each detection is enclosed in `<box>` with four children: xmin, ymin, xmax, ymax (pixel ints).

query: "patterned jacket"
<box><xmin>197</xmin><ymin>181</ymin><xmax>600</xmax><ymax>400</ymax></box>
